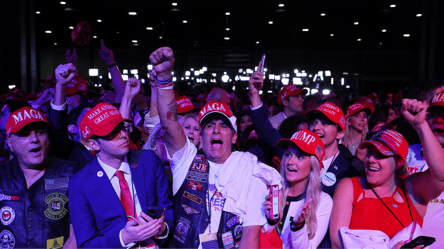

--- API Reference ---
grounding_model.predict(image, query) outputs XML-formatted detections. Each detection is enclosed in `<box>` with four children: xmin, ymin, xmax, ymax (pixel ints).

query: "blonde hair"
<box><xmin>280</xmin><ymin>155</ymin><xmax>322</xmax><ymax>239</ymax></box>
<box><xmin>342</xmin><ymin>114</ymin><xmax>369</xmax><ymax>154</ymax></box>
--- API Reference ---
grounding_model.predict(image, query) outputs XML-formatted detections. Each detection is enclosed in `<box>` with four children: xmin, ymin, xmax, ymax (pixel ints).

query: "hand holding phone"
<box><xmin>400</xmin><ymin>236</ymin><xmax>435</xmax><ymax>248</ymax></box>
<box><xmin>253</xmin><ymin>54</ymin><xmax>266</xmax><ymax>90</ymax></box>
<box><xmin>143</xmin><ymin>206</ymin><xmax>164</xmax><ymax>220</ymax></box>
<box><xmin>269</xmin><ymin>185</ymin><xmax>279</xmax><ymax>220</ymax></box>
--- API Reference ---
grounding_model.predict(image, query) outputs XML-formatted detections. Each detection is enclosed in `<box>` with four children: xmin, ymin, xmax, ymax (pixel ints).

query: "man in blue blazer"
<box><xmin>69</xmin><ymin>103</ymin><xmax>173</xmax><ymax>248</ymax></box>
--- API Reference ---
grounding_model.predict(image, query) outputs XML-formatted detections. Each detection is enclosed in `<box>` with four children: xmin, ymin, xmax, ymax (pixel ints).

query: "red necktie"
<box><xmin>115</xmin><ymin>170</ymin><xmax>136</xmax><ymax>221</ymax></box>
<box><xmin>89</xmin><ymin>149</ymin><xmax>96</xmax><ymax>157</ymax></box>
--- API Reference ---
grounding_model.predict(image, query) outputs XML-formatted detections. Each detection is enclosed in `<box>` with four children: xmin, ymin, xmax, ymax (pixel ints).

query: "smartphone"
<box><xmin>401</xmin><ymin>236</ymin><xmax>435</xmax><ymax>248</ymax></box>
<box><xmin>254</xmin><ymin>54</ymin><xmax>266</xmax><ymax>90</ymax></box>
<box><xmin>269</xmin><ymin>185</ymin><xmax>279</xmax><ymax>220</ymax></box>
<box><xmin>144</xmin><ymin>206</ymin><xmax>164</xmax><ymax>220</ymax></box>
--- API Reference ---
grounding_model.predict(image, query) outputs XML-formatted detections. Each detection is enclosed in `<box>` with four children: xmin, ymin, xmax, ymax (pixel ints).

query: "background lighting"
<box><xmin>89</xmin><ymin>69</ymin><xmax>99</xmax><ymax>76</ymax></box>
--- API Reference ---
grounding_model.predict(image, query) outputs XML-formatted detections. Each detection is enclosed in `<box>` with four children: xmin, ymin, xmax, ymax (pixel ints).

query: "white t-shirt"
<box><xmin>168</xmin><ymin>138</ymin><xmax>277</xmax><ymax>233</ymax></box>
<box><xmin>263</xmin><ymin>192</ymin><xmax>332</xmax><ymax>249</ymax></box>
<box><xmin>406</xmin><ymin>144</ymin><xmax>444</xmax><ymax>249</ymax></box>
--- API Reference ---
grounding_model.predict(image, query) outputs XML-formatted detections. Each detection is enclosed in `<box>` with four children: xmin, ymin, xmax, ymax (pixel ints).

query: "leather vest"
<box><xmin>170</xmin><ymin>150</ymin><xmax>243</xmax><ymax>248</ymax></box>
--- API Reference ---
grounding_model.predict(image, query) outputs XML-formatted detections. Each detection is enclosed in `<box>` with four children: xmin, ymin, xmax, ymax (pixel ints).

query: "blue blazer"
<box><xmin>68</xmin><ymin>149</ymin><xmax>173</xmax><ymax>248</ymax></box>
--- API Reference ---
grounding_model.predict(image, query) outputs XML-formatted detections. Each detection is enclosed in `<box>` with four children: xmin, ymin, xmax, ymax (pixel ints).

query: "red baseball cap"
<box><xmin>79</xmin><ymin>103</ymin><xmax>133</xmax><ymax>140</ymax></box>
<box><xmin>277</xmin><ymin>85</ymin><xmax>307</xmax><ymax>105</ymax></box>
<box><xmin>71</xmin><ymin>21</ymin><xmax>92</xmax><ymax>46</ymax></box>
<box><xmin>306</xmin><ymin>102</ymin><xmax>347</xmax><ymax>130</ymax></box>
<box><xmin>193</xmin><ymin>93</ymin><xmax>208</xmax><ymax>102</ymax></box>
<box><xmin>277</xmin><ymin>129</ymin><xmax>325</xmax><ymax>166</ymax></box>
<box><xmin>198</xmin><ymin>101</ymin><xmax>237</xmax><ymax>132</ymax></box>
<box><xmin>176</xmin><ymin>96</ymin><xmax>200</xmax><ymax>114</ymax></box>
<box><xmin>346</xmin><ymin>102</ymin><xmax>374</xmax><ymax>118</ymax></box>
<box><xmin>428</xmin><ymin>90</ymin><xmax>444</xmax><ymax>110</ymax></box>
<box><xmin>371</xmin><ymin>122</ymin><xmax>394</xmax><ymax>133</ymax></box>
<box><xmin>359</xmin><ymin>129</ymin><xmax>408</xmax><ymax>161</ymax></box>
<box><xmin>6</xmin><ymin>107</ymin><xmax>49</xmax><ymax>137</ymax></box>
<box><xmin>66</xmin><ymin>76</ymin><xmax>88</xmax><ymax>96</ymax></box>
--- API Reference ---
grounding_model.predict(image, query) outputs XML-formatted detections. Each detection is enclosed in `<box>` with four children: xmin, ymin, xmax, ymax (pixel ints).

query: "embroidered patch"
<box><xmin>46</xmin><ymin>236</ymin><xmax>64</xmax><ymax>249</ymax></box>
<box><xmin>321</xmin><ymin>172</ymin><xmax>337</xmax><ymax>187</ymax></box>
<box><xmin>191</xmin><ymin>162</ymin><xmax>208</xmax><ymax>173</ymax></box>
<box><xmin>187</xmin><ymin>181</ymin><xmax>203</xmax><ymax>191</ymax></box>
<box><xmin>45</xmin><ymin>177</ymin><xmax>69</xmax><ymax>191</ymax></box>
<box><xmin>226</xmin><ymin>216</ymin><xmax>240</xmax><ymax>229</ymax></box>
<box><xmin>0</xmin><ymin>230</ymin><xmax>15</xmax><ymax>249</ymax></box>
<box><xmin>183</xmin><ymin>191</ymin><xmax>203</xmax><ymax>204</ymax></box>
<box><xmin>234</xmin><ymin>225</ymin><xmax>243</xmax><ymax>240</ymax></box>
<box><xmin>0</xmin><ymin>194</ymin><xmax>19</xmax><ymax>202</ymax></box>
<box><xmin>1</xmin><ymin>207</ymin><xmax>15</xmax><ymax>226</ymax></box>
<box><xmin>222</xmin><ymin>231</ymin><xmax>234</xmax><ymax>249</ymax></box>
<box><xmin>174</xmin><ymin>217</ymin><xmax>191</xmax><ymax>244</ymax></box>
<box><xmin>182</xmin><ymin>204</ymin><xmax>200</xmax><ymax>214</ymax></box>
<box><xmin>44</xmin><ymin>193</ymin><xmax>68</xmax><ymax>220</ymax></box>
<box><xmin>186</xmin><ymin>171</ymin><xmax>208</xmax><ymax>183</ymax></box>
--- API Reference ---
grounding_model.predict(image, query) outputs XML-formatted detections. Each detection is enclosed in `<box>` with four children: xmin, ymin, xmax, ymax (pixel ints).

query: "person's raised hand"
<box><xmin>98</xmin><ymin>39</ymin><xmax>115</xmax><ymax>65</ymax></box>
<box><xmin>65</xmin><ymin>48</ymin><xmax>77</xmax><ymax>64</ymax></box>
<box><xmin>249</xmin><ymin>61</ymin><xmax>264</xmax><ymax>92</ymax></box>
<box><xmin>125</xmin><ymin>77</ymin><xmax>141</xmax><ymax>99</ymax></box>
<box><xmin>294</xmin><ymin>198</ymin><xmax>312</xmax><ymax>225</ymax></box>
<box><xmin>55</xmin><ymin>63</ymin><xmax>76</xmax><ymax>86</ymax></box>
<box><xmin>148</xmin><ymin>71</ymin><xmax>157</xmax><ymax>89</ymax></box>
<box><xmin>263</xmin><ymin>194</ymin><xmax>273</xmax><ymax>220</ymax></box>
<box><xmin>149</xmin><ymin>47</ymin><xmax>175</xmax><ymax>81</ymax></box>
<box><xmin>401</xmin><ymin>99</ymin><xmax>428</xmax><ymax>128</ymax></box>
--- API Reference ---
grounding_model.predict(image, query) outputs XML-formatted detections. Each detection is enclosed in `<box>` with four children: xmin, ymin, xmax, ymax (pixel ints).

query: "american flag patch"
<box><xmin>45</xmin><ymin>177</ymin><xmax>69</xmax><ymax>191</ymax></box>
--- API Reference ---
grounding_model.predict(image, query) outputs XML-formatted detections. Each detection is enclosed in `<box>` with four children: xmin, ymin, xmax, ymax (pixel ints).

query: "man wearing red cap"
<box><xmin>305</xmin><ymin>102</ymin><xmax>360</xmax><ymax>197</ymax></box>
<box><xmin>68</xmin><ymin>103</ymin><xmax>173</xmax><ymax>248</ymax></box>
<box><xmin>406</xmin><ymin>91</ymin><xmax>444</xmax><ymax>248</ymax></box>
<box><xmin>0</xmin><ymin>107</ymin><xmax>79</xmax><ymax>248</ymax></box>
<box><xmin>268</xmin><ymin>85</ymin><xmax>307</xmax><ymax>129</ymax></box>
<box><xmin>151</xmin><ymin>47</ymin><xmax>281</xmax><ymax>249</ymax></box>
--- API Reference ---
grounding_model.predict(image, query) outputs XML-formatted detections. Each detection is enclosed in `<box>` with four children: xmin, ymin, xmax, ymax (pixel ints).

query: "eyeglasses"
<box><xmin>102</xmin><ymin>123</ymin><xmax>129</xmax><ymax>141</ymax></box>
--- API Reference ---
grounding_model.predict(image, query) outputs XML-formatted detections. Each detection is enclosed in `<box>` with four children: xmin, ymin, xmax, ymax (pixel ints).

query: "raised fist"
<box><xmin>55</xmin><ymin>63</ymin><xmax>76</xmax><ymax>86</ymax></box>
<box><xmin>149</xmin><ymin>47</ymin><xmax>175</xmax><ymax>80</ymax></box>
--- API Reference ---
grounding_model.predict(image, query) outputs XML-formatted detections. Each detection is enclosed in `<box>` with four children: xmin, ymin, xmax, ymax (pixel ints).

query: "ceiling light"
<box><xmin>321</xmin><ymin>13</ymin><xmax>326</xmax><ymax>16</ymax></box>
<box><xmin>225</xmin><ymin>12</ymin><xmax>230</xmax><ymax>15</ymax></box>
<box><xmin>54</xmin><ymin>43</ymin><xmax>57</xmax><ymax>45</ymax></box>
<box><xmin>97</xmin><ymin>19</ymin><xmax>102</xmax><ymax>22</ymax></box>
<box><xmin>354</xmin><ymin>22</ymin><xmax>359</xmax><ymax>25</ymax></box>
<box><xmin>226</xmin><ymin>28</ymin><xmax>230</xmax><ymax>31</ymax></box>
<box><xmin>45</xmin><ymin>30</ymin><xmax>52</xmax><ymax>33</ymax></box>
<box><xmin>172</xmin><ymin>2</ymin><xmax>177</xmax><ymax>6</ymax></box>
<box><xmin>380</xmin><ymin>42</ymin><xmax>383</xmax><ymax>45</ymax></box>
<box><xmin>146</xmin><ymin>27</ymin><xmax>153</xmax><ymax>30</ymax></box>
<box><xmin>93</xmin><ymin>36</ymin><xmax>97</xmax><ymax>38</ymax></box>
<box><xmin>132</xmin><ymin>40</ymin><xmax>138</xmax><ymax>43</ymax></box>
<box><xmin>159</xmin><ymin>36</ymin><xmax>162</xmax><ymax>39</ymax></box>
<box><xmin>330</xmin><ymin>34</ymin><xmax>334</xmax><ymax>36</ymax></box>
<box><xmin>224</xmin><ymin>37</ymin><xmax>230</xmax><ymax>40</ymax></box>
<box><xmin>382</xmin><ymin>29</ymin><xmax>387</xmax><ymax>32</ymax></box>
<box><xmin>390</xmin><ymin>4</ymin><xmax>396</xmax><ymax>8</ymax></box>
<box><xmin>403</xmin><ymin>34</ymin><xmax>410</xmax><ymax>37</ymax></box>
<box><xmin>183</xmin><ymin>20</ymin><xmax>187</xmax><ymax>23</ymax></box>
<box><xmin>36</xmin><ymin>11</ymin><xmax>41</xmax><ymax>14</ymax></box>
<box><xmin>278</xmin><ymin>4</ymin><xmax>284</xmax><ymax>7</ymax></box>
<box><xmin>268</xmin><ymin>21</ymin><xmax>273</xmax><ymax>24</ymax></box>
<box><xmin>256</xmin><ymin>41</ymin><xmax>260</xmax><ymax>44</ymax></box>
<box><xmin>117</xmin><ymin>31</ymin><xmax>120</xmax><ymax>34</ymax></box>
<box><xmin>302</xmin><ymin>29</ymin><xmax>309</xmax><ymax>32</ymax></box>
<box><xmin>416</xmin><ymin>14</ymin><xmax>422</xmax><ymax>17</ymax></box>
<box><xmin>357</xmin><ymin>38</ymin><xmax>361</xmax><ymax>41</ymax></box>
<box><xmin>69</xmin><ymin>26</ymin><xmax>73</xmax><ymax>29</ymax></box>
<box><xmin>60</xmin><ymin>1</ymin><xmax>66</xmax><ymax>4</ymax></box>
<box><xmin>128</xmin><ymin>12</ymin><xmax>137</xmax><ymax>15</ymax></box>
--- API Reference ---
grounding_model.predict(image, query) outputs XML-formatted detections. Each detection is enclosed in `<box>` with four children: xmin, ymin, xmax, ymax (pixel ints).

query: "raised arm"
<box><xmin>149</xmin><ymin>47</ymin><xmax>186</xmax><ymax>156</ymax></box>
<box><xmin>65</xmin><ymin>48</ymin><xmax>78</xmax><ymax>76</ymax></box>
<box><xmin>247</xmin><ymin>64</ymin><xmax>286</xmax><ymax>158</ymax></box>
<box><xmin>402</xmin><ymin>99</ymin><xmax>444</xmax><ymax>203</ymax></box>
<box><xmin>99</xmin><ymin>39</ymin><xmax>125</xmax><ymax>103</ymax></box>
<box><xmin>119</xmin><ymin>77</ymin><xmax>141</xmax><ymax>119</ymax></box>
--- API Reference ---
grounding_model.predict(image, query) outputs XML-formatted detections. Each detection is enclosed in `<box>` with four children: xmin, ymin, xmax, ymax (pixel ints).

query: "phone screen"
<box><xmin>271</xmin><ymin>185</ymin><xmax>279</xmax><ymax>219</ymax></box>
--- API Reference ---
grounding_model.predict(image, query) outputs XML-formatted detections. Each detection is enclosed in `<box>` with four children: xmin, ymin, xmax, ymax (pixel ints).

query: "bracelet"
<box><xmin>290</xmin><ymin>220</ymin><xmax>305</xmax><ymax>232</ymax></box>
<box><xmin>155</xmin><ymin>76</ymin><xmax>173</xmax><ymax>88</ymax></box>
<box><xmin>107</xmin><ymin>62</ymin><xmax>117</xmax><ymax>69</ymax></box>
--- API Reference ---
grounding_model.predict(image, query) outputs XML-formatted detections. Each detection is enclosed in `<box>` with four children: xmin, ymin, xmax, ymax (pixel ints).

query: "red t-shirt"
<box><xmin>349</xmin><ymin>177</ymin><xmax>423</xmax><ymax>238</ymax></box>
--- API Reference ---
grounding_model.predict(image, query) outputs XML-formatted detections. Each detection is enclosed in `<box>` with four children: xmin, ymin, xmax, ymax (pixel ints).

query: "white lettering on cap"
<box><xmin>293</xmin><ymin>130</ymin><xmax>316</xmax><ymax>145</ymax></box>
<box><xmin>12</xmin><ymin>109</ymin><xmax>44</xmax><ymax>125</ymax></box>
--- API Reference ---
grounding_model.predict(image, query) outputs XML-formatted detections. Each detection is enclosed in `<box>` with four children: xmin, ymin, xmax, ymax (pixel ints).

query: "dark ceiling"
<box><xmin>35</xmin><ymin>0</ymin><xmax>423</xmax><ymax>51</ymax></box>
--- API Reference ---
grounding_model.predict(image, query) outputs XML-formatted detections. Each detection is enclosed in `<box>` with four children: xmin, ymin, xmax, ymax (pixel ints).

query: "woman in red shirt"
<box><xmin>330</xmin><ymin>99</ymin><xmax>444</xmax><ymax>248</ymax></box>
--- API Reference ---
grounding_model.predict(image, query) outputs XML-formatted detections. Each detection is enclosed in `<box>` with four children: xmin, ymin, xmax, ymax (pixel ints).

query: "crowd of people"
<box><xmin>0</xmin><ymin>44</ymin><xmax>443</xmax><ymax>249</ymax></box>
